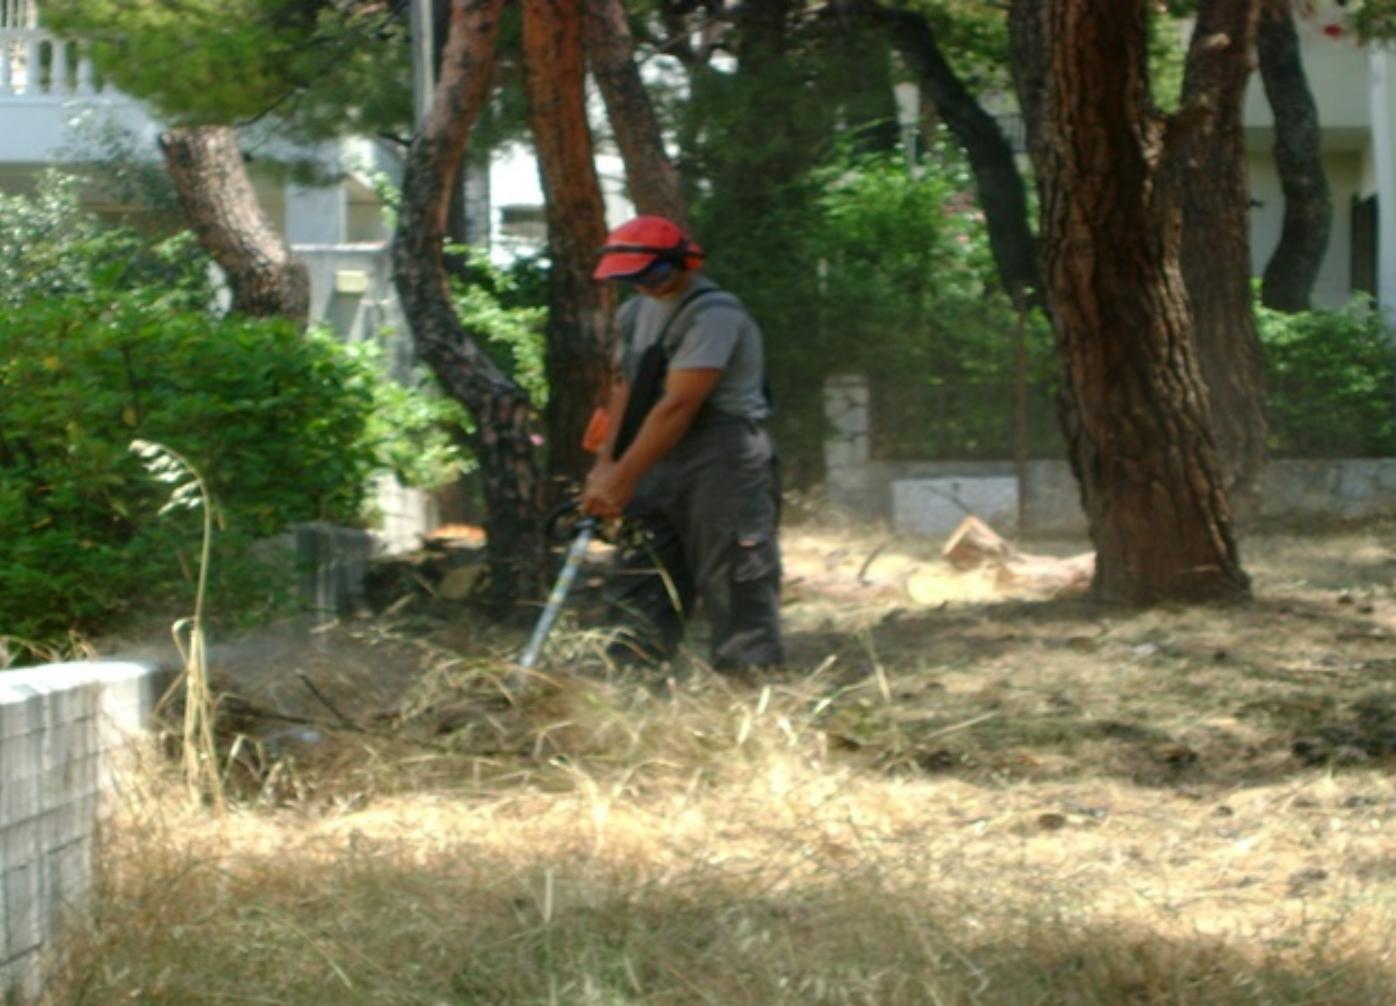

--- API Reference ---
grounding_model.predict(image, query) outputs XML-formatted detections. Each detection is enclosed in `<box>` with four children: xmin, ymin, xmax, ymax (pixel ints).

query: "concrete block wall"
<box><xmin>0</xmin><ymin>661</ymin><xmax>162</xmax><ymax>1004</ymax></box>
<box><xmin>876</xmin><ymin>458</ymin><xmax>1396</xmax><ymax>539</ymax></box>
<box><xmin>823</xmin><ymin>375</ymin><xmax>1396</xmax><ymax>537</ymax></box>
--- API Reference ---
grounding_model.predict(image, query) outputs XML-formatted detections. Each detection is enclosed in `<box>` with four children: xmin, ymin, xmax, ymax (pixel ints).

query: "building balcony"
<box><xmin>0</xmin><ymin>0</ymin><xmax>159</xmax><ymax>165</ymax></box>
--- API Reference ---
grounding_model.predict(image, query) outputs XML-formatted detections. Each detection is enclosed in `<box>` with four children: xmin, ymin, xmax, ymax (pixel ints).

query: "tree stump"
<box><xmin>942</xmin><ymin>515</ymin><xmax>1015</xmax><ymax>570</ymax></box>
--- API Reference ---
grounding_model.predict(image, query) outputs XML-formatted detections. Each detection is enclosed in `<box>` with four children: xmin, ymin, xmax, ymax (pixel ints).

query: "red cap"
<box><xmin>593</xmin><ymin>216</ymin><xmax>704</xmax><ymax>280</ymax></box>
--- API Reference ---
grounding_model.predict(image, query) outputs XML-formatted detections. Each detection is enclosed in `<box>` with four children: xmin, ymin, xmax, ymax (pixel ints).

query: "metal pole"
<box><xmin>1013</xmin><ymin>286</ymin><xmax>1030</xmax><ymax>541</ymax></box>
<box><xmin>410</xmin><ymin>0</ymin><xmax>435</xmax><ymax>128</ymax></box>
<box><xmin>517</xmin><ymin>520</ymin><xmax>598</xmax><ymax>672</ymax></box>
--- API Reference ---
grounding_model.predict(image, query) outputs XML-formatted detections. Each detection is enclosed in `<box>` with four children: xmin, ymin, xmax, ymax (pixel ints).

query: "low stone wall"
<box><xmin>1259</xmin><ymin>458</ymin><xmax>1396</xmax><ymax>522</ymax></box>
<box><xmin>822</xmin><ymin>374</ymin><xmax>1396</xmax><ymax>538</ymax></box>
<box><xmin>877</xmin><ymin>459</ymin><xmax>1083</xmax><ymax>537</ymax></box>
<box><xmin>1</xmin><ymin>661</ymin><xmax>163</xmax><ymax>1003</ymax></box>
<box><xmin>868</xmin><ymin>459</ymin><xmax>1396</xmax><ymax>540</ymax></box>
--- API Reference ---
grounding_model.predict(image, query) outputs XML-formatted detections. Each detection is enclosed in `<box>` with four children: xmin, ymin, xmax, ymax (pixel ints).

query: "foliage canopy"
<box><xmin>43</xmin><ymin>0</ymin><xmax>412</xmax><ymax>139</ymax></box>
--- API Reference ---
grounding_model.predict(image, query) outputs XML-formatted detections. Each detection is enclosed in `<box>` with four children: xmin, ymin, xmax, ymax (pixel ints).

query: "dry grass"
<box><xmin>43</xmin><ymin>518</ymin><xmax>1396</xmax><ymax>1004</ymax></box>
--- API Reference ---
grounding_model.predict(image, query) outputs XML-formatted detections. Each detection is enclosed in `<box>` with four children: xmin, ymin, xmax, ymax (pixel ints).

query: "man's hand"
<box><xmin>580</xmin><ymin>459</ymin><xmax>636</xmax><ymax>520</ymax></box>
<box><xmin>579</xmin><ymin>368</ymin><xmax>722</xmax><ymax>520</ymax></box>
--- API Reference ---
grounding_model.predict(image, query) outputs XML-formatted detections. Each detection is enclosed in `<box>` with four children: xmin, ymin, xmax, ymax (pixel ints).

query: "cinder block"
<box><xmin>66</xmin><ymin>719</ymin><xmax>94</xmax><ymax>762</ymax></box>
<box><xmin>295</xmin><ymin>521</ymin><xmax>377</xmax><ymax>614</ymax></box>
<box><xmin>40</xmin><ymin>803</ymin><xmax>85</xmax><ymax>849</ymax></box>
<box><xmin>42</xmin><ymin>837</ymin><xmax>92</xmax><ymax>935</ymax></box>
<box><xmin>0</xmin><ymin>724</ymin><xmax>41</xmax><ymax>775</ymax></box>
<box><xmin>42</xmin><ymin>744</ymin><xmax>79</xmax><ymax>795</ymax></box>
<box><xmin>0</xmin><ymin>766</ymin><xmax>40</xmax><ymax>824</ymax></box>
<box><xmin>0</xmin><ymin>690</ymin><xmax>43</xmax><ymax>737</ymax></box>
<box><xmin>2</xmin><ymin>864</ymin><xmax>40</xmax><ymax>960</ymax></box>
<box><xmin>1</xmin><ymin>817</ymin><xmax>42</xmax><ymax>870</ymax></box>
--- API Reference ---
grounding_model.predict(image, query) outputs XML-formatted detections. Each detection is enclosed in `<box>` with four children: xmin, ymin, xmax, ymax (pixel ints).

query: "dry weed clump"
<box><xmin>41</xmin><ymin>520</ymin><xmax>1396</xmax><ymax>1003</ymax></box>
<box><xmin>45</xmin><ymin>679</ymin><xmax>1396</xmax><ymax>1005</ymax></box>
<box><xmin>45</xmin><ymin>745</ymin><xmax>1396</xmax><ymax>1006</ymax></box>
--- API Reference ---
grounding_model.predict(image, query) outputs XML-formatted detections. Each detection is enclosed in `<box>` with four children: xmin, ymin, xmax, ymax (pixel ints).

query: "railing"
<box><xmin>1</xmin><ymin>30</ymin><xmax>96</xmax><ymax>97</ymax></box>
<box><xmin>1</xmin><ymin>0</ymin><xmax>38</xmax><ymax>29</ymax></box>
<box><xmin>0</xmin><ymin>0</ymin><xmax>99</xmax><ymax>99</ymax></box>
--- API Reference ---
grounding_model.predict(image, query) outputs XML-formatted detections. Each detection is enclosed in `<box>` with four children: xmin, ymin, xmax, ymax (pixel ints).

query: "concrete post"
<box><xmin>823</xmin><ymin>373</ymin><xmax>872</xmax><ymax>511</ymax></box>
<box><xmin>463</xmin><ymin>159</ymin><xmax>491</xmax><ymax>247</ymax></box>
<box><xmin>1369</xmin><ymin>49</ymin><xmax>1396</xmax><ymax>321</ymax></box>
<box><xmin>410</xmin><ymin>0</ymin><xmax>434</xmax><ymax>129</ymax></box>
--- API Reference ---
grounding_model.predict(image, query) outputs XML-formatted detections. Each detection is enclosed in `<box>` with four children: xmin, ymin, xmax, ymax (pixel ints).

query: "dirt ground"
<box><xmin>73</xmin><ymin>515</ymin><xmax>1396</xmax><ymax>1003</ymax></box>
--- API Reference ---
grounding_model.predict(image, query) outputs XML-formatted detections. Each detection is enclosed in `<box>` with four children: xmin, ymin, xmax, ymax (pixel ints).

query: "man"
<box><xmin>580</xmin><ymin>215</ymin><xmax>783</xmax><ymax>674</ymax></box>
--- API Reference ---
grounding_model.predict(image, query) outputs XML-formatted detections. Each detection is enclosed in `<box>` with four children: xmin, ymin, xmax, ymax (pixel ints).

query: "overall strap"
<box><xmin>613</xmin><ymin>288</ymin><xmax>726</xmax><ymax>461</ymax></box>
<box><xmin>654</xmin><ymin>287</ymin><xmax>730</xmax><ymax>355</ymax></box>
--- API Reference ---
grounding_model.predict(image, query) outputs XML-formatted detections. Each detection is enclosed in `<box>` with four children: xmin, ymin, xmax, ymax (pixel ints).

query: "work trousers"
<box><xmin>606</xmin><ymin>415</ymin><xmax>783</xmax><ymax>671</ymax></box>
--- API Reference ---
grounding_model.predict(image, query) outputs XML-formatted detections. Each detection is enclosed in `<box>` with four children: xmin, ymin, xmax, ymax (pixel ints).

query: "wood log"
<box><xmin>942</xmin><ymin>515</ymin><xmax>1016</xmax><ymax>569</ymax></box>
<box><xmin>942</xmin><ymin>515</ymin><xmax>1093</xmax><ymax>597</ymax></box>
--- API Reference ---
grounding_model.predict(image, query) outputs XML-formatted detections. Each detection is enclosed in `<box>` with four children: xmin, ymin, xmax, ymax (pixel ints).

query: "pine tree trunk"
<box><xmin>583</xmin><ymin>0</ymin><xmax>688</xmax><ymax>227</ymax></box>
<box><xmin>393</xmin><ymin>0</ymin><xmax>546</xmax><ymax>612</ymax></box>
<box><xmin>159</xmin><ymin>125</ymin><xmax>309</xmax><ymax>325</ymax></box>
<box><xmin>1035</xmin><ymin>0</ymin><xmax>1249</xmax><ymax>604</ymax></box>
<box><xmin>1257</xmin><ymin>5</ymin><xmax>1332</xmax><ymax>312</ymax></box>
<box><xmin>1177</xmin><ymin>0</ymin><xmax>1268</xmax><ymax>521</ymax></box>
<box><xmin>1009</xmin><ymin>0</ymin><xmax>1049</xmax><ymax>163</ymax></box>
<box><xmin>874</xmin><ymin>5</ymin><xmax>1040</xmax><ymax>304</ymax></box>
<box><xmin>521</xmin><ymin>0</ymin><xmax>615</xmax><ymax>495</ymax></box>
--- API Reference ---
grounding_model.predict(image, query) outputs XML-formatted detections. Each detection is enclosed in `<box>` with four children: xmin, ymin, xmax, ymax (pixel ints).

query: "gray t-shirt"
<box><xmin>614</xmin><ymin>275</ymin><xmax>770</xmax><ymax>422</ymax></box>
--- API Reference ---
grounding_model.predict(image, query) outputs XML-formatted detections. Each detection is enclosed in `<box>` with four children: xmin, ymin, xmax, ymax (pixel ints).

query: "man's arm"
<box><xmin>580</xmin><ymin>367</ymin><xmax>721</xmax><ymax>518</ymax></box>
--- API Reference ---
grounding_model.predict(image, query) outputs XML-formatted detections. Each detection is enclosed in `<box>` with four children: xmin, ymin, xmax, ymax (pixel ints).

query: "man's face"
<box><xmin>628</xmin><ymin>260</ymin><xmax>689</xmax><ymax>300</ymax></box>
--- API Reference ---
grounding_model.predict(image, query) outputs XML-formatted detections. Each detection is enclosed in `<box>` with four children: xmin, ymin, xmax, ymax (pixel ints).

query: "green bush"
<box><xmin>0</xmin><ymin>170</ymin><xmax>213</xmax><ymax>312</ymax></box>
<box><xmin>1257</xmin><ymin>299</ymin><xmax>1396</xmax><ymax>458</ymax></box>
<box><xmin>449</xmin><ymin>245</ymin><xmax>549</xmax><ymax>408</ymax></box>
<box><xmin>0</xmin><ymin>175</ymin><xmax>474</xmax><ymax>653</ymax></box>
<box><xmin>0</xmin><ymin>292</ymin><xmax>410</xmax><ymax>646</ymax></box>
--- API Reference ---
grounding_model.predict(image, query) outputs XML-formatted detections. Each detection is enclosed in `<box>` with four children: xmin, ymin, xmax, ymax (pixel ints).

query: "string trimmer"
<box><xmin>515</xmin><ymin>513</ymin><xmax>599</xmax><ymax>676</ymax></box>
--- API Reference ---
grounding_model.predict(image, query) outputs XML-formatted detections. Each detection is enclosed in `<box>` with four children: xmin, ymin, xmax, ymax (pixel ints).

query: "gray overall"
<box><xmin>607</xmin><ymin>282</ymin><xmax>783</xmax><ymax>671</ymax></box>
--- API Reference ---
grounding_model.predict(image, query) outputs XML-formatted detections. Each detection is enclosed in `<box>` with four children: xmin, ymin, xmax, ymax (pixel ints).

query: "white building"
<box><xmin>1241</xmin><ymin>1</ymin><xmax>1392</xmax><ymax>310</ymax></box>
<box><xmin>0</xmin><ymin>1</ymin><xmax>402</xmax><ymax>345</ymax></box>
<box><xmin>0</xmin><ymin>0</ymin><xmax>635</xmax><ymax>342</ymax></box>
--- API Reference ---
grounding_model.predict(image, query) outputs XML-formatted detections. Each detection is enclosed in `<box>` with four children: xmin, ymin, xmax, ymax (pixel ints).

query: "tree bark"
<box><xmin>392</xmin><ymin>0</ymin><xmax>546</xmax><ymax>612</ymax></box>
<box><xmin>870</xmin><ymin>4</ymin><xmax>1041</xmax><ymax>305</ymax></box>
<box><xmin>583</xmin><ymin>0</ymin><xmax>688</xmax><ymax>226</ymax></box>
<box><xmin>1034</xmin><ymin>0</ymin><xmax>1249</xmax><ymax>604</ymax></box>
<box><xmin>1257</xmin><ymin>4</ymin><xmax>1332</xmax><ymax>312</ymax></box>
<box><xmin>1011</xmin><ymin>0</ymin><xmax>1079</xmax><ymax>488</ymax></box>
<box><xmin>1176</xmin><ymin>0</ymin><xmax>1268</xmax><ymax>521</ymax></box>
<box><xmin>521</xmin><ymin>0</ymin><xmax>615</xmax><ymax>495</ymax></box>
<box><xmin>1009</xmin><ymin>0</ymin><xmax>1050</xmax><ymax>168</ymax></box>
<box><xmin>159</xmin><ymin>125</ymin><xmax>309</xmax><ymax>325</ymax></box>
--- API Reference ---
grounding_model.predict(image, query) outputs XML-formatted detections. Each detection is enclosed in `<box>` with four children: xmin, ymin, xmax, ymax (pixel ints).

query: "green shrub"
<box><xmin>0</xmin><ymin>174</ymin><xmax>475</xmax><ymax>652</ymax></box>
<box><xmin>0</xmin><ymin>170</ymin><xmax>213</xmax><ymax>312</ymax></box>
<box><xmin>347</xmin><ymin>339</ymin><xmax>472</xmax><ymax>493</ymax></box>
<box><xmin>0</xmin><ymin>291</ymin><xmax>390</xmax><ymax>646</ymax></box>
<box><xmin>449</xmin><ymin>246</ymin><xmax>549</xmax><ymax>408</ymax></box>
<box><xmin>1257</xmin><ymin>298</ymin><xmax>1396</xmax><ymax>457</ymax></box>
